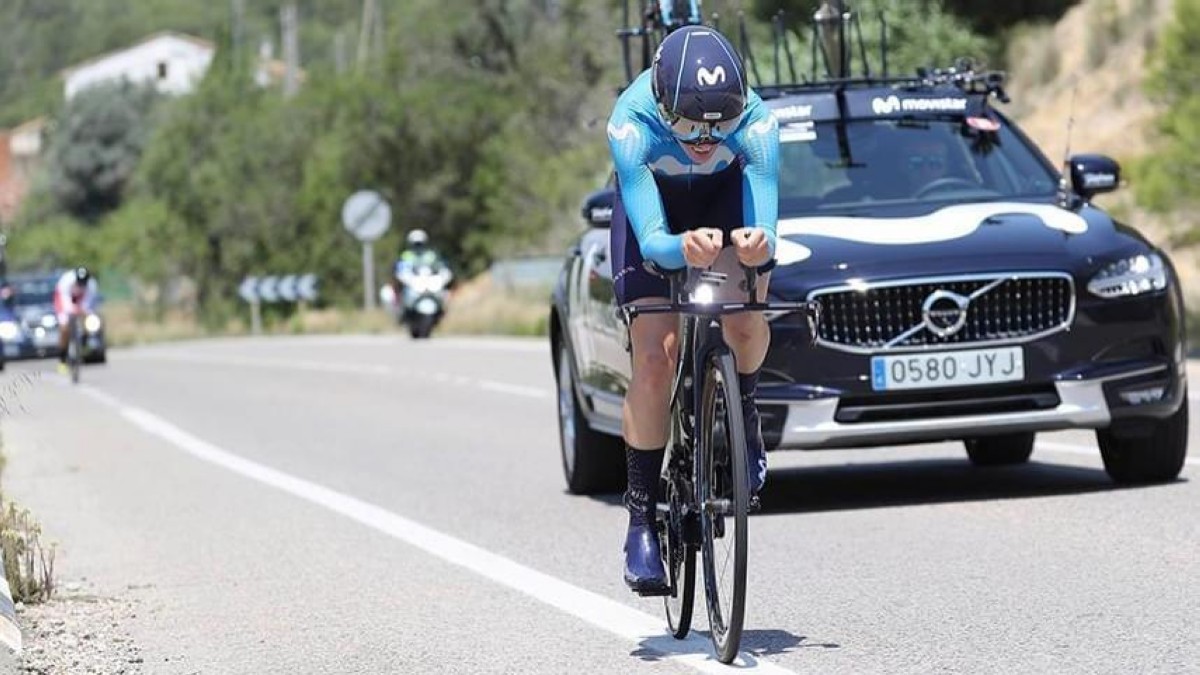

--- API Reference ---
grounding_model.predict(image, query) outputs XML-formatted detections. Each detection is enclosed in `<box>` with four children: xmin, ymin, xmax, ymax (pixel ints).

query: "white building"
<box><xmin>61</xmin><ymin>31</ymin><xmax>216</xmax><ymax>101</ymax></box>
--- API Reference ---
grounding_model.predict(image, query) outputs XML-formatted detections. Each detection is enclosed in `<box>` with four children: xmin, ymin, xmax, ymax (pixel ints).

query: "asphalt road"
<box><xmin>1</xmin><ymin>336</ymin><xmax>1197</xmax><ymax>674</ymax></box>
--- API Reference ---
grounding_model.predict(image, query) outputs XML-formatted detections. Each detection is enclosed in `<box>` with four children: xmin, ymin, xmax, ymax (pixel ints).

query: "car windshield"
<box><xmin>777</xmin><ymin>117</ymin><xmax>1060</xmax><ymax>217</ymax></box>
<box><xmin>11</xmin><ymin>279</ymin><xmax>56</xmax><ymax>307</ymax></box>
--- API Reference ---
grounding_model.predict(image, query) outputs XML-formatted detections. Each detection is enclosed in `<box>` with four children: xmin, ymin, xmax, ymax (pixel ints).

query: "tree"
<box><xmin>1134</xmin><ymin>0</ymin><xmax>1200</xmax><ymax>245</ymax></box>
<box><xmin>42</xmin><ymin>81</ymin><xmax>160</xmax><ymax>222</ymax></box>
<box><xmin>746</xmin><ymin>0</ymin><xmax>991</xmax><ymax>81</ymax></box>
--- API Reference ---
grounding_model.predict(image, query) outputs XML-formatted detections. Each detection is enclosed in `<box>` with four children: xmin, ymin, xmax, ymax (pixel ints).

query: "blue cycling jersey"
<box><xmin>607</xmin><ymin>70</ymin><xmax>780</xmax><ymax>270</ymax></box>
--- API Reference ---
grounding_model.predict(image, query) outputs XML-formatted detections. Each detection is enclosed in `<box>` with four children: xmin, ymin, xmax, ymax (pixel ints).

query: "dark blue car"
<box><xmin>550</xmin><ymin>71</ymin><xmax>1188</xmax><ymax>493</ymax></box>
<box><xmin>0</xmin><ymin>271</ymin><xmax>107</xmax><ymax>363</ymax></box>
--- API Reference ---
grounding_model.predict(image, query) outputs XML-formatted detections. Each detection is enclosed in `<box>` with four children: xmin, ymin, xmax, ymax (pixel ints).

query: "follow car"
<box><xmin>551</xmin><ymin>58</ymin><xmax>1188</xmax><ymax>493</ymax></box>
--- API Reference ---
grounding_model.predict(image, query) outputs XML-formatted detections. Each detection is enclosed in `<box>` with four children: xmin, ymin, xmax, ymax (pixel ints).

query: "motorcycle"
<box><xmin>380</xmin><ymin>263</ymin><xmax>452</xmax><ymax>339</ymax></box>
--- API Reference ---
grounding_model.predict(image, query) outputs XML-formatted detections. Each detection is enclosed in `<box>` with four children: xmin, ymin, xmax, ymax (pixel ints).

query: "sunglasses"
<box><xmin>908</xmin><ymin>154</ymin><xmax>946</xmax><ymax>170</ymax></box>
<box><xmin>660</xmin><ymin>105</ymin><xmax>742</xmax><ymax>145</ymax></box>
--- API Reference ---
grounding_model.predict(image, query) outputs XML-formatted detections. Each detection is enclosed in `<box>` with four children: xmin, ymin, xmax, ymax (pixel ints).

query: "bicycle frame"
<box><xmin>67</xmin><ymin>312</ymin><xmax>84</xmax><ymax>384</ymax></box>
<box><xmin>620</xmin><ymin>264</ymin><xmax>813</xmax><ymax>659</ymax></box>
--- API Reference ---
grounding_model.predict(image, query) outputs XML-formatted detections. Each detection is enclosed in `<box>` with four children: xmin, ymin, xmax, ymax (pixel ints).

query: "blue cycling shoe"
<box><xmin>743</xmin><ymin>397</ymin><xmax>767</xmax><ymax>496</ymax></box>
<box><xmin>623</xmin><ymin>522</ymin><xmax>669</xmax><ymax>595</ymax></box>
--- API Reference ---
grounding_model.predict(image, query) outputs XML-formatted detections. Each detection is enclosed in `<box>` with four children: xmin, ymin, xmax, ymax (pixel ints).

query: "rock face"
<box><xmin>1005</xmin><ymin>0</ymin><xmax>1173</xmax><ymax>164</ymax></box>
<box><xmin>1006</xmin><ymin>0</ymin><xmax>1199</xmax><ymax>317</ymax></box>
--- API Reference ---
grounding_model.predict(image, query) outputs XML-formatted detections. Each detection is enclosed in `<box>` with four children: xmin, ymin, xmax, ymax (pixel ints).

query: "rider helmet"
<box><xmin>73</xmin><ymin>266</ymin><xmax>90</xmax><ymax>285</ymax></box>
<box><xmin>406</xmin><ymin>229</ymin><xmax>429</xmax><ymax>248</ymax></box>
<box><xmin>651</xmin><ymin>25</ymin><xmax>747</xmax><ymax>144</ymax></box>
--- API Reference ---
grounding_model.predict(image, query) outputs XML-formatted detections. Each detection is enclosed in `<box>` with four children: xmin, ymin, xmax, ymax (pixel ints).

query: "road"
<box><xmin>1</xmin><ymin>336</ymin><xmax>1197</xmax><ymax>674</ymax></box>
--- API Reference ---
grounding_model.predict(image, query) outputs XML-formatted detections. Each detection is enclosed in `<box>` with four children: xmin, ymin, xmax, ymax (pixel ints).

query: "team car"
<box><xmin>0</xmin><ymin>270</ymin><xmax>107</xmax><ymax>363</ymax></box>
<box><xmin>550</xmin><ymin>48</ymin><xmax>1188</xmax><ymax>493</ymax></box>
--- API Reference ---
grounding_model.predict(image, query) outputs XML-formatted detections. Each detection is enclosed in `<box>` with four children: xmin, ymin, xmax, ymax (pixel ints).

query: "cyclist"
<box><xmin>54</xmin><ymin>266</ymin><xmax>99</xmax><ymax>374</ymax></box>
<box><xmin>607</xmin><ymin>25</ymin><xmax>779</xmax><ymax>593</ymax></box>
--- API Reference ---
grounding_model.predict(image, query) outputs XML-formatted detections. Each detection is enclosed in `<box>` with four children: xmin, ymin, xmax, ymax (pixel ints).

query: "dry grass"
<box><xmin>100</xmin><ymin>271</ymin><xmax>550</xmax><ymax>345</ymax></box>
<box><xmin>437</xmin><ymin>273</ymin><xmax>550</xmax><ymax>337</ymax></box>
<box><xmin>0</xmin><ymin>500</ymin><xmax>56</xmax><ymax>604</ymax></box>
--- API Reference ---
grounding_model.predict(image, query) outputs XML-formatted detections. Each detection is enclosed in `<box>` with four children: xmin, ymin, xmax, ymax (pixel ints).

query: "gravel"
<box><xmin>12</xmin><ymin>580</ymin><xmax>143</xmax><ymax>674</ymax></box>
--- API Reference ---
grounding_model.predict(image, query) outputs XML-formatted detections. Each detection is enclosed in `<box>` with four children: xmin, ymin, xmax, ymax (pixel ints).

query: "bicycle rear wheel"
<box><xmin>660</xmin><ymin>467</ymin><xmax>695</xmax><ymax>638</ymax></box>
<box><xmin>696</xmin><ymin>351</ymin><xmax>748</xmax><ymax>664</ymax></box>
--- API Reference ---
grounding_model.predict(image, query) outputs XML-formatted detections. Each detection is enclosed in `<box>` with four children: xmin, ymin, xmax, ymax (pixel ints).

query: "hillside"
<box><xmin>1004</xmin><ymin>0</ymin><xmax>1199</xmax><ymax>308</ymax></box>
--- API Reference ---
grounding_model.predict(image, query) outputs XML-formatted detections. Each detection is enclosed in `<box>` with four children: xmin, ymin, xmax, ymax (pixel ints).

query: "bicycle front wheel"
<box><xmin>696</xmin><ymin>351</ymin><xmax>748</xmax><ymax>664</ymax></box>
<box><xmin>69</xmin><ymin>318</ymin><xmax>82</xmax><ymax>384</ymax></box>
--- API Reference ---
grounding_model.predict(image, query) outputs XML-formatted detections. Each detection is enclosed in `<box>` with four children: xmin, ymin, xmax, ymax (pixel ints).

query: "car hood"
<box><xmin>15</xmin><ymin>304</ymin><xmax>56</xmax><ymax>323</ymax></box>
<box><xmin>770</xmin><ymin>201</ymin><xmax>1149</xmax><ymax>291</ymax></box>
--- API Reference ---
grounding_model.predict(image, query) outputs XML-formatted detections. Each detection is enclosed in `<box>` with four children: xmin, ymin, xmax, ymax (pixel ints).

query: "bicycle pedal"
<box><xmin>634</xmin><ymin>585</ymin><xmax>672</xmax><ymax>598</ymax></box>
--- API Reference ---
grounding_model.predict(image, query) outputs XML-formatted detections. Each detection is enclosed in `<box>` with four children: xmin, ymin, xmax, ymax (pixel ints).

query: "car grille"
<box><xmin>810</xmin><ymin>273</ymin><xmax>1074</xmax><ymax>352</ymax></box>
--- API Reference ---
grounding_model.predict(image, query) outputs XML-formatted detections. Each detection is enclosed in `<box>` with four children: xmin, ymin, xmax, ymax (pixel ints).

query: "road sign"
<box><xmin>239</xmin><ymin>274</ymin><xmax>319</xmax><ymax>304</ymax></box>
<box><xmin>239</xmin><ymin>276</ymin><xmax>260</xmax><ymax>303</ymax></box>
<box><xmin>278</xmin><ymin>275</ymin><xmax>298</xmax><ymax>302</ymax></box>
<box><xmin>297</xmin><ymin>274</ymin><xmax>318</xmax><ymax>302</ymax></box>
<box><xmin>258</xmin><ymin>276</ymin><xmax>280</xmax><ymax>303</ymax></box>
<box><xmin>341</xmin><ymin>190</ymin><xmax>392</xmax><ymax>242</ymax></box>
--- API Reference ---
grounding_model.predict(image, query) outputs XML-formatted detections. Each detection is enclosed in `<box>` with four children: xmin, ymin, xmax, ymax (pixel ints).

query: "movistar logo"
<box><xmin>871</xmin><ymin>95</ymin><xmax>968</xmax><ymax>115</ymax></box>
<box><xmin>697</xmin><ymin>66</ymin><xmax>726</xmax><ymax>87</ymax></box>
<box><xmin>606</xmin><ymin>122</ymin><xmax>640</xmax><ymax>142</ymax></box>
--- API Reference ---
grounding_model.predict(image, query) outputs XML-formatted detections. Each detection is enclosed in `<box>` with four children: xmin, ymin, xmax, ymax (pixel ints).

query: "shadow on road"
<box><xmin>630</xmin><ymin>627</ymin><xmax>831</xmax><ymax>665</ymax></box>
<box><xmin>756</xmin><ymin>457</ymin><xmax>1187</xmax><ymax>516</ymax></box>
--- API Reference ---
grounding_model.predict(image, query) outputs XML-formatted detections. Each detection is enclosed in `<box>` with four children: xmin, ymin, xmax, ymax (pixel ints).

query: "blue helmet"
<box><xmin>651</xmin><ymin>26</ymin><xmax>747</xmax><ymax>143</ymax></box>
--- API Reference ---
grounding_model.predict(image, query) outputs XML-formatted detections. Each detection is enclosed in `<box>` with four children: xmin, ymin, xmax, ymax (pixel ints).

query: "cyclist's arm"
<box><xmin>733</xmin><ymin>96</ymin><xmax>781</xmax><ymax>258</ymax></box>
<box><xmin>608</xmin><ymin>112</ymin><xmax>686</xmax><ymax>270</ymax></box>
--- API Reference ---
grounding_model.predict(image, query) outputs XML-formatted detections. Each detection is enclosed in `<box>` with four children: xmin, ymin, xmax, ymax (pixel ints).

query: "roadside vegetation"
<box><xmin>4</xmin><ymin>0</ymin><xmax>1197</xmax><ymax>345</ymax></box>
<box><xmin>0</xmin><ymin>500</ymin><xmax>56</xmax><ymax>604</ymax></box>
<box><xmin>0</xmin><ymin>445</ymin><xmax>56</xmax><ymax>604</ymax></box>
<box><xmin>0</xmin><ymin>1</ymin><xmax>1077</xmax><ymax>326</ymax></box>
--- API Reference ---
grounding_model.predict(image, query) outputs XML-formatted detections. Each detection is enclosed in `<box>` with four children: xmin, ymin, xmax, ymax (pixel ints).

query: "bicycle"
<box><xmin>621</xmin><ymin>262</ymin><xmax>815</xmax><ymax>663</ymax></box>
<box><xmin>65</xmin><ymin>312</ymin><xmax>84</xmax><ymax>384</ymax></box>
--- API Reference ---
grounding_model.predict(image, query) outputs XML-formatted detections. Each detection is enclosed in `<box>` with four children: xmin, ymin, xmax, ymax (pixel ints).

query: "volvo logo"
<box><xmin>922</xmin><ymin>290</ymin><xmax>970</xmax><ymax>337</ymax></box>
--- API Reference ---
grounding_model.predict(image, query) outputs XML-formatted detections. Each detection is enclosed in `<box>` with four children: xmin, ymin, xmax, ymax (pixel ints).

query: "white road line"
<box><xmin>479</xmin><ymin>380</ymin><xmax>551</xmax><ymax>399</ymax></box>
<box><xmin>74</xmin><ymin>385</ymin><xmax>788</xmax><ymax>673</ymax></box>
<box><xmin>1037</xmin><ymin>441</ymin><xmax>1198</xmax><ymax>467</ymax></box>
<box><xmin>124</xmin><ymin>353</ymin><xmax>552</xmax><ymax>399</ymax></box>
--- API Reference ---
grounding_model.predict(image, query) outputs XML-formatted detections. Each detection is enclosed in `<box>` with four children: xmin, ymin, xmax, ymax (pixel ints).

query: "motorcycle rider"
<box><xmin>54</xmin><ymin>266</ymin><xmax>99</xmax><ymax>374</ymax></box>
<box><xmin>390</xmin><ymin>229</ymin><xmax>452</xmax><ymax>305</ymax></box>
<box><xmin>391</xmin><ymin>228</ymin><xmax>451</xmax><ymax>317</ymax></box>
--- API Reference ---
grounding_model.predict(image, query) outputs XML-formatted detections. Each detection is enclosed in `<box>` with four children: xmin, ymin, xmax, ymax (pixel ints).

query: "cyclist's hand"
<box><xmin>682</xmin><ymin>228</ymin><xmax>723</xmax><ymax>268</ymax></box>
<box><xmin>731</xmin><ymin>227</ymin><xmax>770</xmax><ymax>268</ymax></box>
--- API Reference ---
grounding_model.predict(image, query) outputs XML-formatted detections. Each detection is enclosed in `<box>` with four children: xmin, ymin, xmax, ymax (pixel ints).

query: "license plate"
<box><xmin>871</xmin><ymin>346</ymin><xmax>1024</xmax><ymax>391</ymax></box>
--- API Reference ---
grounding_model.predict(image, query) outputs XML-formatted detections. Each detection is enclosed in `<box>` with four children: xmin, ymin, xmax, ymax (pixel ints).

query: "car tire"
<box><xmin>556</xmin><ymin>339</ymin><xmax>625</xmax><ymax>495</ymax></box>
<box><xmin>964</xmin><ymin>432</ymin><xmax>1035</xmax><ymax>466</ymax></box>
<box><xmin>1097</xmin><ymin>394</ymin><xmax>1188</xmax><ymax>485</ymax></box>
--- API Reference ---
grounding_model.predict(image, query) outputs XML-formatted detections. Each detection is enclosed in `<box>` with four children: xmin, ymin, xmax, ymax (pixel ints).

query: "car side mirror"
<box><xmin>580</xmin><ymin>188</ymin><xmax>615</xmax><ymax>228</ymax></box>
<box><xmin>1068</xmin><ymin>154</ymin><xmax>1120</xmax><ymax>200</ymax></box>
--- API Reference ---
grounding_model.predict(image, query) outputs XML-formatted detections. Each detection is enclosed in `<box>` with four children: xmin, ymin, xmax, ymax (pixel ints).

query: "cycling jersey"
<box><xmin>606</xmin><ymin>70</ymin><xmax>780</xmax><ymax>270</ymax></box>
<box><xmin>54</xmin><ymin>271</ymin><xmax>98</xmax><ymax>321</ymax></box>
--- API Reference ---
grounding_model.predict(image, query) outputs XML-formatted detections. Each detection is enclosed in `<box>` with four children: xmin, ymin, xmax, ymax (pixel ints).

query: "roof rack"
<box><xmin>616</xmin><ymin>1</ymin><xmax>705</xmax><ymax>85</ymax></box>
<box><xmin>616</xmin><ymin>1</ymin><xmax>1009</xmax><ymax>105</ymax></box>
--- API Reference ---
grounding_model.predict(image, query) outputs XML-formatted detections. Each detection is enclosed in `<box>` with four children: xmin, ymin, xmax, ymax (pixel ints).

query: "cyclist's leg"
<box><xmin>704</xmin><ymin>162</ymin><xmax>772</xmax><ymax>494</ymax></box>
<box><xmin>56</xmin><ymin>312</ymin><xmax>71</xmax><ymax>370</ymax></box>
<box><xmin>613</xmin><ymin>182</ymin><xmax>676</xmax><ymax>591</ymax></box>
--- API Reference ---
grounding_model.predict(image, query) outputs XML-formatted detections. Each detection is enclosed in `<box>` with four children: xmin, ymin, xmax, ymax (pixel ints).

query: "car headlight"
<box><xmin>1087</xmin><ymin>253</ymin><xmax>1168</xmax><ymax>298</ymax></box>
<box><xmin>84</xmin><ymin>314</ymin><xmax>103</xmax><ymax>333</ymax></box>
<box><xmin>0</xmin><ymin>321</ymin><xmax>18</xmax><ymax>341</ymax></box>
